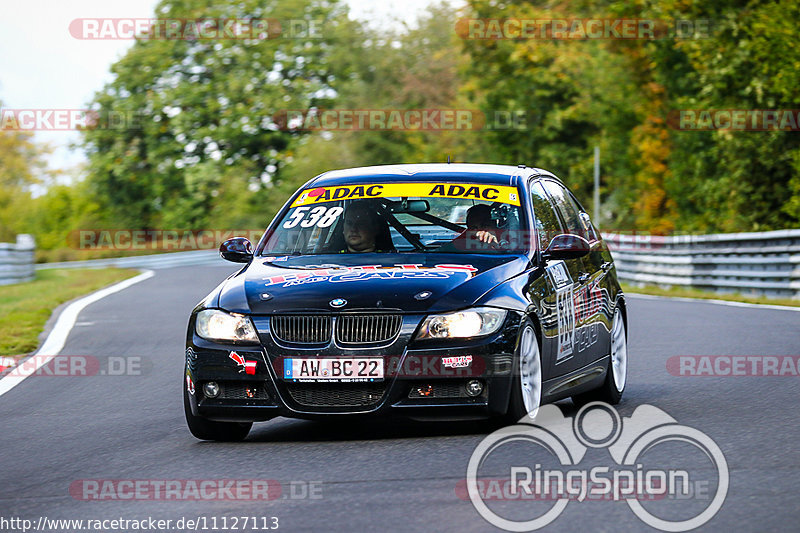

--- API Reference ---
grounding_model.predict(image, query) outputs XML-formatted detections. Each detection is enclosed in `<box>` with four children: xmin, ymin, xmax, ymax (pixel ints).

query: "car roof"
<box><xmin>306</xmin><ymin>163</ymin><xmax>556</xmax><ymax>188</ymax></box>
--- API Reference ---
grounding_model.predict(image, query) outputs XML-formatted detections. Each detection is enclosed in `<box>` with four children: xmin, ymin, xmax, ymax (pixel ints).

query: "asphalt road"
<box><xmin>1</xmin><ymin>264</ymin><xmax>799</xmax><ymax>532</ymax></box>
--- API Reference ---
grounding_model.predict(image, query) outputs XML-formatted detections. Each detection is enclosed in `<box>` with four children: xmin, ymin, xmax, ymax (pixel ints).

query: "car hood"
<box><xmin>215</xmin><ymin>253</ymin><xmax>528</xmax><ymax>314</ymax></box>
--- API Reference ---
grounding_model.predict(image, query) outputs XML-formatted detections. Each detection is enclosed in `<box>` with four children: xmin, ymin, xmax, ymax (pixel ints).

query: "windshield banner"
<box><xmin>290</xmin><ymin>183</ymin><xmax>521</xmax><ymax>207</ymax></box>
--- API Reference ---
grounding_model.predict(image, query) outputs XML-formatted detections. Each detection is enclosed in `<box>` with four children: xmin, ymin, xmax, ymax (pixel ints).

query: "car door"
<box><xmin>528</xmin><ymin>180</ymin><xmax>584</xmax><ymax>377</ymax></box>
<box><xmin>540</xmin><ymin>179</ymin><xmax>608</xmax><ymax>366</ymax></box>
<box><xmin>568</xmin><ymin>193</ymin><xmax>615</xmax><ymax>364</ymax></box>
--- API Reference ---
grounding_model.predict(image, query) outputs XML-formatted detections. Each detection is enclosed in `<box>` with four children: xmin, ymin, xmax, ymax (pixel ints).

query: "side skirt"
<box><xmin>542</xmin><ymin>355</ymin><xmax>609</xmax><ymax>403</ymax></box>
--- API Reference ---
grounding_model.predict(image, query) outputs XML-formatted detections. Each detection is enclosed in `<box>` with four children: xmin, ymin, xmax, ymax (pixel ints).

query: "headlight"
<box><xmin>416</xmin><ymin>308</ymin><xmax>507</xmax><ymax>340</ymax></box>
<box><xmin>195</xmin><ymin>309</ymin><xmax>259</xmax><ymax>343</ymax></box>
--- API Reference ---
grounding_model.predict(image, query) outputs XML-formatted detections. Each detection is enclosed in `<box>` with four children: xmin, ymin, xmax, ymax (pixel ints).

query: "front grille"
<box><xmin>270</xmin><ymin>314</ymin><xmax>402</xmax><ymax>345</ymax></box>
<box><xmin>336</xmin><ymin>314</ymin><xmax>402</xmax><ymax>344</ymax></box>
<box><xmin>271</xmin><ymin>315</ymin><xmax>331</xmax><ymax>343</ymax></box>
<box><xmin>286</xmin><ymin>382</ymin><xmax>386</xmax><ymax>407</ymax></box>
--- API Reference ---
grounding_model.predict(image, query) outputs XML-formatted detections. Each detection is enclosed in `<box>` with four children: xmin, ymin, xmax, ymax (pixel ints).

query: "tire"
<box><xmin>505</xmin><ymin>318</ymin><xmax>543</xmax><ymax>423</ymax></box>
<box><xmin>572</xmin><ymin>306</ymin><xmax>627</xmax><ymax>406</ymax></box>
<box><xmin>184</xmin><ymin>381</ymin><xmax>252</xmax><ymax>442</ymax></box>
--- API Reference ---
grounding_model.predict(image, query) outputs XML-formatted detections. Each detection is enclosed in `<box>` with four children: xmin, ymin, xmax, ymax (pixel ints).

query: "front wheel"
<box><xmin>184</xmin><ymin>381</ymin><xmax>252</xmax><ymax>441</ymax></box>
<box><xmin>572</xmin><ymin>306</ymin><xmax>627</xmax><ymax>406</ymax></box>
<box><xmin>505</xmin><ymin>318</ymin><xmax>543</xmax><ymax>423</ymax></box>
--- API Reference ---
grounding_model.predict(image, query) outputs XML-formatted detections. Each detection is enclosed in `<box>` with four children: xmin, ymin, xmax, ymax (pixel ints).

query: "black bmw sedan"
<box><xmin>184</xmin><ymin>163</ymin><xmax>627</xmax><ymax>440</ymax></box>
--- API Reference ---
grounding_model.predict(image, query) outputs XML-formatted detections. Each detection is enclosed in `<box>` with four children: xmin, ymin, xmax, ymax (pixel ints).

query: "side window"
<box><xmin>530</xmin><ymin>181</ymin><xmax>563</xmax><ymax>250</ymax></box>
<box><xmin>577</xmin><ymin>210</ymin><xmax>599</xmax><ymax>242</ymax></box>
<box><xmin>540</xmin><ymin>180</ymin><xmax>589</xmax><ymax>240</ymax></box>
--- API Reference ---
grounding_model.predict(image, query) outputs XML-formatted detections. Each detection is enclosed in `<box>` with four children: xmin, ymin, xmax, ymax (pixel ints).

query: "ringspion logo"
<box><xmin>465</xmin><ymin>403</ymin><xmax>728</xmax><ymax>531</ymax></box>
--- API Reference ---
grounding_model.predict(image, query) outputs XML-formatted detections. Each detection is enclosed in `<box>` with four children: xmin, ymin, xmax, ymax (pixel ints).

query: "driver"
<box><xmin>333</xmin><ymin>200</ymin><xmax>395</xmax><ymax>253</ymax></box>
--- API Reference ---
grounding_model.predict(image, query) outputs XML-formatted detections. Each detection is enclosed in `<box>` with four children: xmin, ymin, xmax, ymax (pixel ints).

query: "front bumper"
<box><xmin>185</xmin><ymin>311</ymin><xmax>522</xmax><ymax>422</ymax></box>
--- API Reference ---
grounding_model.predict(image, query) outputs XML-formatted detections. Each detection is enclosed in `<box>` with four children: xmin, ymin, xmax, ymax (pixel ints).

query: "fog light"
<box><xmin>203</xmin><ymin>381</ymin><xmax>220</xmax><ymax>398</ymax></box>
<box><xmin>465</xmin><ymin>380</ymin><xmax>483</xmax><ymax>397</ymax></box>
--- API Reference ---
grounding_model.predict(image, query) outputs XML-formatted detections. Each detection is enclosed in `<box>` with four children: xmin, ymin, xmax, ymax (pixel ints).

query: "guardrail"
<box><xmin>604</xmin><ymin>229</ymin><xmax>800</xmax><ymax>299</ymax></box>
<box><xmin>35</xmin><ymin>249</ymin><xmax>222</xmax><ymax>271</ymax></box>
<box><xmin>0</xmin><ymin>235</ymin><xmax>35</xmax><ymax>285</ymax></box>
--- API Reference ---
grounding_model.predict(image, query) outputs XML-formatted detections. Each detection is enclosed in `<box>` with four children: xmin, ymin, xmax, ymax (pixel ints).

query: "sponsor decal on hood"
<box><xmin>261</xmin><ymin>263</ymin><xmax>478</xmax><ymax>288</ymax></box>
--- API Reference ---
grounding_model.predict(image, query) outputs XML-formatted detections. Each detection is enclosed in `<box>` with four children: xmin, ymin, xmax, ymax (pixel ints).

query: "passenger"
<box><xmin>441</xmin><ymin>204</ymin><xmax>499</xmax><ymax>251</ymax></box>
<box><xmin>463</xmin><ymin>204</ymin><xmax>499</xmax><ymax>246</ymax></box>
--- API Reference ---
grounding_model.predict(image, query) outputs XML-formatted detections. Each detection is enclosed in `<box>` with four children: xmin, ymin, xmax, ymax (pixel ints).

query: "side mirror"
<box><xmin>219</xmin><ymin>237</ymin><xmax>253</xmax><ymax>263</ymax></box>
<box><xmin>542</xmin><ymin>234</ymin><xmax>590</xmax><ymax>261</ymax></box>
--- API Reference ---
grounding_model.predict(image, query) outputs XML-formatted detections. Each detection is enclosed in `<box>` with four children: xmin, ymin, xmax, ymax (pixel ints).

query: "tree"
<box><xmin>81</xmin><ymin>0</ymin><xmax>362</xmax><ymax>230</ymax></box>
<box><xmin>0</xmin><ymin>125</ymin><xmax>51</xmax><ymax>242</ymax></box>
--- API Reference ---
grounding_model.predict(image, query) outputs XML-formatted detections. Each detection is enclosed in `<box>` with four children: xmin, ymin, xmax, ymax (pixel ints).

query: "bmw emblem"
<box><xmin>330</xmin><ymin>298</ymin><xmax>347</xmax><ymax>308</ymax></box>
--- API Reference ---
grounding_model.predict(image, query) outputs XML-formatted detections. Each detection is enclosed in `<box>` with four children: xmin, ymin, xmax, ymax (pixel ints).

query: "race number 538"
<box><xmin>283</xmin><ymin>206</ymin><xmax>343</xmax><ymax>229</ymax></box>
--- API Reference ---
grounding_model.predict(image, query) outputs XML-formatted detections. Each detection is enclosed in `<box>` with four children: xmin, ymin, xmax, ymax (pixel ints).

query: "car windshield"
<box><xmin>261</xmin><ymin>181</ymin><xmax>527</xmax><ymax>255</ymax></box>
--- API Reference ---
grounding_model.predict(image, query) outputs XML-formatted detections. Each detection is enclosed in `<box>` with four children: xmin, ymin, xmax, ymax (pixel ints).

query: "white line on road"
<box><xmin>0</xmin><ymin>269</ymin><xmax>155</xmax><ymax>398</ymax></box>
<box><xmin>627</xmin><ymin>292</ymin><xmax>800</xmax><ymax>312</ymax></box>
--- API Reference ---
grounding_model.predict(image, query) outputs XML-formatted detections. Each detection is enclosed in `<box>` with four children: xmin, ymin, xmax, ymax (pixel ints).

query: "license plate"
<box><xmin>283</xmin><ymin>358</ymin><xmax>384</xmax><ymax>382</ymax></box>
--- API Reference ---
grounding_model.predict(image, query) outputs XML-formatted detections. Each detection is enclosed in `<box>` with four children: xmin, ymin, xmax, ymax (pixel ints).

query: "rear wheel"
<box><xmin>505</xmin><ymin>318</ymin><xmax>542</xmax><ymax>422</ymax></box>
<box><xmin>572</xmin><ymin>307</ymin><xmax>627</xmax><ymax>406</ymax></box>
<box><xmin>184</xmin><ymin>381</ymin><xmax>252</xmax><ymax>441</ymax></box>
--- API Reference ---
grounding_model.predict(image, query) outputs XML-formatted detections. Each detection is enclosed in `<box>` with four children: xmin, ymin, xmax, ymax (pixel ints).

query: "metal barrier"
<box><xmin>35</xmin><ymin>249</ymin><xmax>222</xmax><ymax>271</ymax></box>
<box><xmin>0</xmin><ymin>235</ymin><xmax>35</xmax><ymax>285</ymax></box>
<box><xmin>604</xmin><ymin>229</ymin><xmax>800</xmax><ymax>299</ymax></box>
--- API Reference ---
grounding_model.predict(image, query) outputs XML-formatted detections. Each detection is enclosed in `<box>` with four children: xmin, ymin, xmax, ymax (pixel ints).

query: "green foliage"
<box><xmin>0</xmin><ymin>128</ymin><xmax>50</xmax><ymax>242</ymax></box>
<box><xmin>461</xmin><ymin>0</ymin><xmax>800</xmax><ymax>232</ymax></box>
<box><xmin>80</xmin><ymin>0</ymin><xmax>361</xmax><ymax>230</ymax></box>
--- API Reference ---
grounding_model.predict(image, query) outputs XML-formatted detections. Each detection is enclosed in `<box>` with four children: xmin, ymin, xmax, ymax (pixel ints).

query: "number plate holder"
<box><xmin>283</xmin><ymin>357</ymin><xmax>384</xmax><ymax>382</ymax></box>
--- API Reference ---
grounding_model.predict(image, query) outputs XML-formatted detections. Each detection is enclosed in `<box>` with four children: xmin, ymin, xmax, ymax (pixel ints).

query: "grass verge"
<box><xmin>0</xmin><ymin>268</ymin><xmax>138</xmax><ymax>356</ymax></box>
<box><xmin>620</xmin><ymin>282</ymin><xmax>800</xmax><ymax>308</ymax></box>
